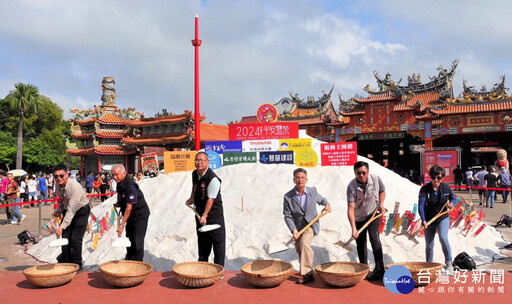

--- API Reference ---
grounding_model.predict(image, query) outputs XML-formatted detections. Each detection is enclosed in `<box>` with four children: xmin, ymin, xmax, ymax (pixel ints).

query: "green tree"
<box><xmin>5</xmin><ymin>83</ymin><xmax>41</xmax><ymax>169</ymax></box>
<box><xmin>0</xmin><ymin>131</ymin><xmax>16</xmax><ymax>170</ymax></box>
<box><xmin>24</xmin><ymin>129</ymin><xmax>67</xmax><ymax>171</ymax></box>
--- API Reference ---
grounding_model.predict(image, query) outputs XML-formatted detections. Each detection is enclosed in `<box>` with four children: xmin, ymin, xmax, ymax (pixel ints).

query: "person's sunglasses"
<box><xmin>53</xmin><ymin>174</ymin><xmax>66</xmax><ymax>179</ymax></box>
<box><xmin>356</xmin><ymin>171</ymin><xmax>368</xmax><ymax>176</ymax></box>
<box><xmin>433</xmin><ymin>176</ymin><xmax>443</xmax><ymax>181</ymax></box>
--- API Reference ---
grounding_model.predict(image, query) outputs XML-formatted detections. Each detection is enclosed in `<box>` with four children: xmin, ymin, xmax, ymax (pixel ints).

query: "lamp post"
<box><xmin>191</xmin><ymin>15</ymin><xmax>202</xmax><ymax>151</ymax></box>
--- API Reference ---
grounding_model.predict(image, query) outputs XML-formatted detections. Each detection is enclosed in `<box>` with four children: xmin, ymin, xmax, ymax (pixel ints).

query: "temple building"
<box><xmin>67</xmin><ymin>77</ymin><xmax>142</xmax><ymax>175</ymax></box>
<box><xmin>338</xmin><ymin>60</ymin><xmax>512</xmax><ymax>171</ymax></box>
<box><xmin>67</xmin><ymin>78</ymin><xmax>229</xmax><ymax>174</ymax></box>
<box><xmin>121</xmin><ymin>111</ymin><xmax>228</xmax><ymax>149</ymax></box>
<box><xmin>238</xmin><ymin>60</ymin><xmax>512</xmax><ymax>173</ymax></box>
<box><xmin>240</xmin><ymin>86</ymin><xmax>347</xmax><ymax>141</ymax></box>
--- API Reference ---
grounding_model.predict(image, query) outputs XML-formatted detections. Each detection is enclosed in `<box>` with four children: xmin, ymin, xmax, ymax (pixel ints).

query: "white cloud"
<box><xmin>0</xmin><ymin>0</ymin><xmax>510</xmax><ymax>124</ymax></box>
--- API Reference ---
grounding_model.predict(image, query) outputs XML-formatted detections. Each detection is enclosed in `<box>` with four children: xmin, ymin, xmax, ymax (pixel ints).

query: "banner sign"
<box><xmin>242</xmin><ymin>139</ymin><xmax>279</xmax><ymax>152</ymax></box>
<box><xmin>259</xmin><ymin>151</ymin><xmax>294</xmax><ymax>164</ymax></box>
<box><xmin>164</xmin><ymin>151</ymin><xmax>196</xmax><ymax>173</ymax></box>
<box><xmin>320</xmin><ymin>142</ymin><xmax>358</xmax><ymax>166</ymax></box>
<box><xmin>205</xmin><ymin>141</ymin><xmax>242</xmax><ymax>154</ymax></box>
<box><xmin>423</xmin><ymin>150</ymin><xmax>458</xmax><ymax>183</ymax></box>
<box><xmin>295</xmin><ymin>149</ymin><xmax>318</xmax><ymax>167</ymax></box>
<box><xmin>279</xmin><ymin>138</ymin><xmax>312</xmax><ymax>151</ymax></box>
<box><xmin>141</xmin><ymin>152</ymin><xmax>159</xmax><ymax>176</ymax></box>
<box><xmin>222</xmin><ymin>152</ymin><xmax>257</xmax><ymax>166</ymax></box>
<box><xmin>358</xmin><ymin>132</ymin><xmax>404</xmax><ymax>141</ymax></box>
<box><xmin>229</xmin><ymin>122</ymin><xmax>299</xmax><ymax>141</ymax></box>
<box><xmin>206</xmin><ymin>151</ymin><xmax>222</xmax><ymax>170</ymax></box>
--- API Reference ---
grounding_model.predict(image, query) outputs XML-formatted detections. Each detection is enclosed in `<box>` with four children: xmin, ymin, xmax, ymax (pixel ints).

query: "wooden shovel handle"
<box><xmin>186</xmin><ymin>204</ymin><xmax>202</xmax><ymax>220</ymax></box>
<box><xmin>357</xmin><ymin>208</ymin><xmax>388</xmax><ymax>234</ymax></box>
<box><xmin>286</xmin><ymin>209</ymin><xmax>331</xmax><ymax>246</ymax></box>
<box><xmin>297</xmin><ymin>209</ymin><xmax>331</xmax><ymax>238</ymax></box>
<box><xmin>411</xmin><ymin>202</ymin><xmax>454</xmax><ymax>238</ymax></box>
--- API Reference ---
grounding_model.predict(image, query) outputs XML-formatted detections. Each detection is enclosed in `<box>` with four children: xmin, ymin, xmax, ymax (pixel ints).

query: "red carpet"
<box><xmin>1</xmin><ymin>271</ymin><xmax>510</xmax><ymax>303</ymax></box>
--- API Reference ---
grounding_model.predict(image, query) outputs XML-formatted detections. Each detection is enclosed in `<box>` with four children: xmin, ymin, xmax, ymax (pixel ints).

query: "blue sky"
<box><xmin>1</xmin><ymin>0</ymin><xmax>510</xmax><ymax>124</ymax></box>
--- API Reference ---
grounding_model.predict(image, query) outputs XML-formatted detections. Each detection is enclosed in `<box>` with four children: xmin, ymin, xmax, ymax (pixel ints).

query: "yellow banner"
<box><xmin>164</xmin><ymin>151</ymin><xmax>196</xmax><ymax>173</ymax></box>
<box><xmin>294</xmin><ymin>148</ymin><xmax>318</xmax><ymax>167</ymax></box>
<box><xmin>279</xmin><ymin>138</ymin><xmax>312</xmax><ymax>151</ymax></box>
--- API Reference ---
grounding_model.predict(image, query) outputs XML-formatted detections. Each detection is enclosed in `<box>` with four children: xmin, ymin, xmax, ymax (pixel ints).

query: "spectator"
<box><xmin>37</xmin><ymin>174</ymin><xmax>49</xmax><ymax>203</ymax></box>
<box><xmin>498</xmin><ymin>167</ymin><xmax>511</xmax><ymax>204</ymax></box>
<box><xmin>453</xmin><ymin>166</ymin><xmax>464</xmax><ymax>190</ymax></box>
<box><xmin>484</xmin><ymin>166</ymin><xmax>499</xmax><ymax>208</ymax></box>
<box><xmin>27</xmin><ymin>175</ymin><xmax>38</xmax><ymax>207</ymax></box>
<box><xmin>85</xmin><ymin>172</ymin><xmax>94</xmax><ymax>194</ymax></box>
<box><xmin>465</xmin><ymin>167</ymin><xmax>473</xmax><ymax>190</ymax></box>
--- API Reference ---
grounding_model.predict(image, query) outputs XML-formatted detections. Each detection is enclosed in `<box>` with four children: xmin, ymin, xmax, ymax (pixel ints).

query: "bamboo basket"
<box><xmin>315</xmin><ymin>262</ymin><xmax>369</xmax><ymax>287</ymax></box>
<box><xmin>100</xmin><ymin>260</ymin><xmax>153</xmax><ymax>287</ymax></box>
<box><xmin>241</xmin><ymin>260</ymin><xmax>293</xmax><ymax>288</ymax></box>
<box><xmin>172</xmin><ymin>262</ymin><xmax>224</xmax><ymax>288</ymax></box>
<box><xmin>23</xmin><ymin>263</ymin><xmax>79</xmax><ymax>288</ymax></box>
<box><xmin>385</xmin><ymin>262</ymin><xmax>443</xmax><ymax>286</ymax></box>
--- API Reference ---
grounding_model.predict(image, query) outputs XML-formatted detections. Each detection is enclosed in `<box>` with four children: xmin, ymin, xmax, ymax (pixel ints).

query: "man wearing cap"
<box><xmin>53</xmin><ymin>164</ymin><xmax>91</xmax><ymax>269</ymax></box>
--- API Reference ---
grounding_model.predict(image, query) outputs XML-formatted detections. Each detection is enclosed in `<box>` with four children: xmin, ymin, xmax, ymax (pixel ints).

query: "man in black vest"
<box><xmin>186</xmin><ymin>152</ymin><xmax>225</xmax><ymax>267</ymax></box>
<box><xmin>112</xmin><ymin>164</ymin><xmax>150</xmax><ymax>261</ymax></box>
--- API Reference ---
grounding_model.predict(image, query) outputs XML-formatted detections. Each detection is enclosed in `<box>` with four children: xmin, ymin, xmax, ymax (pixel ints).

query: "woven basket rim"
<box><xmin>172</xmin><ymin>261</ymin><xmax>224</xmax><ymax>279</ymax></box>
<box><xmin>241</xmin><ymin>260</ymin><xmax>293</xmax><ymax>278</ymax></box>
<box><xmin>100</xmin><ymin>260</ymin><xmax>153</xmax><ymax>278</ymax></box>
<box><xmin>385</xmin><ymin>262</ymin><xmax>444</xmax><ymax>272</ymax></box>
<box><xmin>23</xmin><ymin>263</ymin><xmax>79</xmax><ymax>278</ymax></box>
<box><xmin>315</xmin><ymin>262</ymin><xmax>370</xmax><ymax>276</ymax></box>
<box><xmin>240</xmin><ymin>260</ymin><xmax>293</xmax><ymax>278</ymax></box>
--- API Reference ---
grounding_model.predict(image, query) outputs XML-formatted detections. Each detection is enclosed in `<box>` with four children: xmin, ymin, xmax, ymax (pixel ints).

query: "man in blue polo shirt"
<box><xmin>38</xmin><ymin>174</ymin><xmax>48</xmax><ymax>202</ymax></box>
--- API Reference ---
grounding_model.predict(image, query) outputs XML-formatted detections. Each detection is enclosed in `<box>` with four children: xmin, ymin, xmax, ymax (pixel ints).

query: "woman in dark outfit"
<box><xmin>418</xmin><ymin>165</ymin><xmax>457</xmax><ymax>275</ymax></box>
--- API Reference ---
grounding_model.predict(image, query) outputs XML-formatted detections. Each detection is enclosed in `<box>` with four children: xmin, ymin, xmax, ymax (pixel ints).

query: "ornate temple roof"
<box><xmin>431</xmin><ymin>99</ymin><xmax>512</xmax><ymax>115</ymax></box>
<box><xmin>97</xmin><ymin>113</ymin><xmax>126</xmax><ymax>125</ymax></box>
<box><xmin>121</xmin><ymin>123</ymin><xmax>229</xmax><ymax>147</ymax></box>
<box><xmin>67</xmin><ymin>145</ymin><xmax>137</xmax><ymax>156</ymax></box>
<box><xmin>71</xmin><ymin>132</ymin><xmax>94</xmax><ymax>140</ymax></box>
<box><xmin>125</xmin><ymin>111</ymin><xmax>205</xmax><ymax>127</ymax></box>
<box><xmin>95</xmin><ymin>130</ymin><xmax>128</xmax><ymax>139</ymax></box>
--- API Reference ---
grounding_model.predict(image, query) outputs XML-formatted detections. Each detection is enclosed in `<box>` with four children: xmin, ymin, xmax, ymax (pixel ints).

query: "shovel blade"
<box><xmin>198</xmin><ymin>224</ymin><xmax>221</xmax><ymax>232</ymax></box>
<box><xmin>268</xmin><ymin>244</ymin><xmax>291</xmax><ymax>254</ymax></box>
<box><xmin>394</xmin><ymin>233</ymin><xmax>420</xmax><ymax>251</ymax></box>
<box><xmin>48</xmin><ymin>238</ymin><xmax>69</xmax><ymax>248</ymax></box>
<box><xmin>333</xmin><ymin>240</ymin><xmax>354</xmax><ymax>252</ymax></box>
<box><xmin>112</xmin><ymin>237</ymin><xmax>132</xmax><ymax>247</ymax></box>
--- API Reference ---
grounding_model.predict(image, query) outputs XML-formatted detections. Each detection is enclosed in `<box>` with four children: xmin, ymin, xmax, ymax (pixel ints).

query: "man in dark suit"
<box><xmin>283</xmin><ymin>168</ymin><xmax>331</xmax><ymax>284</ymax></box>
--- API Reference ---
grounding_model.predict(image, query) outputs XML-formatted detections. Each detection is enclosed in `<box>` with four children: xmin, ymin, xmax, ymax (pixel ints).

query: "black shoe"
<box><xmin>296</xmin><ymin>273</ymin><xmax>315</xmax><ymax>284</ymax></box>
<box><xmin>367</xmin><ymin>269</ymin><xmax>385</xmax><ymax>281</ymax></box>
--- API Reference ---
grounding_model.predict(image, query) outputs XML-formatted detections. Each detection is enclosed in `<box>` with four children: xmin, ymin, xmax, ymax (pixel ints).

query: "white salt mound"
<box><xmin>27</xmin><ymin>157</ymin><xmax>506</xmax><ymax>271</ymax></box>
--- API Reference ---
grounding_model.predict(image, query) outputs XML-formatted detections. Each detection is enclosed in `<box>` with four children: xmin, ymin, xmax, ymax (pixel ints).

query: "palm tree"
<box><xmin>6</xmin><ymin>83</ymin><xmax>41</xmax><ymax>169</ymax></box>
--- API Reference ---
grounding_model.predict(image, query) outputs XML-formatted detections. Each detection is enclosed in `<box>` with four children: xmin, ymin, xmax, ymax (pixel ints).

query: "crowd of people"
<box><xmin>463</xmin><ymin>165</ymin><xmax>511</xmax><ymax>207</ymax></box>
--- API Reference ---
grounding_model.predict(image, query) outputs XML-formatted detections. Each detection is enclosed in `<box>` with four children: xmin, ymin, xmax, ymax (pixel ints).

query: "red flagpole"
<box><xmin>191</xmin><ymin>15</ymin><xmax>202</xmax><ymax>151</ymax></box>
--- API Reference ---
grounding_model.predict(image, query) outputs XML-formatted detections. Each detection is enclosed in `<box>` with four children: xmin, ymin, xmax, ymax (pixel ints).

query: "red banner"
<box><xmin>423</xmin><ymin>150</ymin><xmax>458</xmax><ymax>183</ymax></box>
<box><xmin>229</xmin><ymin>123</ymin><xmax>299</xmax><ymax>141</ymax></box>
<box><xmin>320</xmin><ymin>142</ymin><xmax>358</xmax><ymax>166</ymax></box>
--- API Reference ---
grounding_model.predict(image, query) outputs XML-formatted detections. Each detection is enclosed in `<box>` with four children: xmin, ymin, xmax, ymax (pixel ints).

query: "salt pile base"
<box><xmin>28</xmin><ymin>158</ymin><xmax>506</xmax><ymax>271</ymax></box>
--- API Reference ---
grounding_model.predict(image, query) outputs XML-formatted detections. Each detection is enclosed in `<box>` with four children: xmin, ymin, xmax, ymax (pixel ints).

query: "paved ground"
<box><xmin>1</xmin><ymin>270</ymin><xmax>510</xmax><ymax>303</ymax></box>
<box><xmin>0</xmin><ymin>191</ymin><xmax>511</xmax><ymax>272</ymax></box>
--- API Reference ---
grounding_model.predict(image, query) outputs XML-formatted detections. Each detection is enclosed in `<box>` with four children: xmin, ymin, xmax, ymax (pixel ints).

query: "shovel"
<box><xmin>48</xmin><ymin>235</ymin><xmax>68</xmax><ymax>247</ymax></box>
<box><xmin>394</xmin><ymin>201</ymin><xmax>454</xmax><ymax>251</ymax></box>
<box><xmin>186</xmin><ymin>204</ymin><xmax>221</xmax><ymax>232</ymax></box>
<box><xmin>112</xmin><ymin>207</ymin><xmax>132</xmax><ymax>248</ymax></box>
<box><xmin>48</xmin><ymin>214</ymin><xmax>69</xmax><ymax>247</ymax></box>
<box><xmin>269</xmin><ymin>209</ymin><xmax>331</xmax><ymax>254</ymax></box>
<box><xmin>334</xmin><ymin>208</ymin><xmax>388</xmax><ymax>252</ymax></box>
